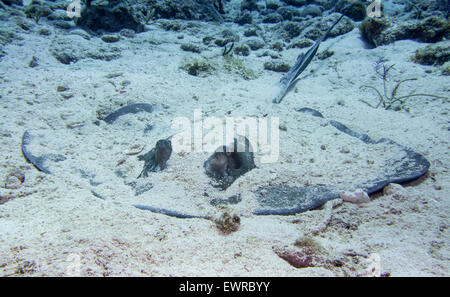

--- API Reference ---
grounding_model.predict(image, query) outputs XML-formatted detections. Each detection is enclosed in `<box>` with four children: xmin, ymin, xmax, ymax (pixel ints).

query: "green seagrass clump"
<box><xmin>360</xmin><ymin>58</ymin><xmax>448</xmax><ymax>111</ymax></box>
<box><xmin>222</xmin><ymin>55</ymin><xmax>257</xmax><ymax>80</ymax></box>
<box><xmin>180</xmin><ymin>58</ymin><xmax>215</xmax><ymax>77</ymax></box>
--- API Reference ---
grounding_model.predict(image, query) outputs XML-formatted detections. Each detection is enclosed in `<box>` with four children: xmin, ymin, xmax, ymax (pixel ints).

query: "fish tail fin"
<box><xmin>321</xmin><ymin>14</ymin><xmax>345</xmax><ymax>42</ymax></box>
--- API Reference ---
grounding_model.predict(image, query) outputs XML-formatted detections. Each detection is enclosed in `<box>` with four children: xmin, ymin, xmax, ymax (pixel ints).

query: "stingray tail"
<box><xmin>272</xmin><ymin>14</ymin><xmax>344</xmax><ymax>104</ymax></box>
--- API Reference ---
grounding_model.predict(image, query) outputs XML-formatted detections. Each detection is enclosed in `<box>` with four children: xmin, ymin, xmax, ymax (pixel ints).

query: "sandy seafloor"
<box><xmin>0</xmin><ymin>14</ymin><xmax>449</xmax><ymax>276</ymax></box>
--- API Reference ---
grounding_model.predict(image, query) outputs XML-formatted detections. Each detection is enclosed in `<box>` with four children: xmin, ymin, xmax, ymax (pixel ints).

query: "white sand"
<box><xmin>0</xmin><ymin>17</ymin><xmax>448</xmax><ymax>276</ymax></box>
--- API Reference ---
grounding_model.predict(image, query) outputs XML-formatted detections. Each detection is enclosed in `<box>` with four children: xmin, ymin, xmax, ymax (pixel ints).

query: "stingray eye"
<box><xmin>209</xmin><ymin>153</ymin><xmax>228</xmax><ymax>175</ymax></box>
<box><xmin>228</xmin><ymin>152</ymin><xmax>242</xmax><ymax>170</ymax></box>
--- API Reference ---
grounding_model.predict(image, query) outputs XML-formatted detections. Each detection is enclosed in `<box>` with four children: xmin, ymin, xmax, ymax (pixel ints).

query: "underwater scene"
<box><xmin>0</xmin><ymin>0</ymin><xmax>448</xmax><ymax>277</ymax></box>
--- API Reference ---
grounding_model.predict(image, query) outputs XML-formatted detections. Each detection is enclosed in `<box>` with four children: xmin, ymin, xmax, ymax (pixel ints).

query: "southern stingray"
<box><xmin>21</xmin><ymin>104</ymin><xmax>429</xmax><ymax>218</ymax></box>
